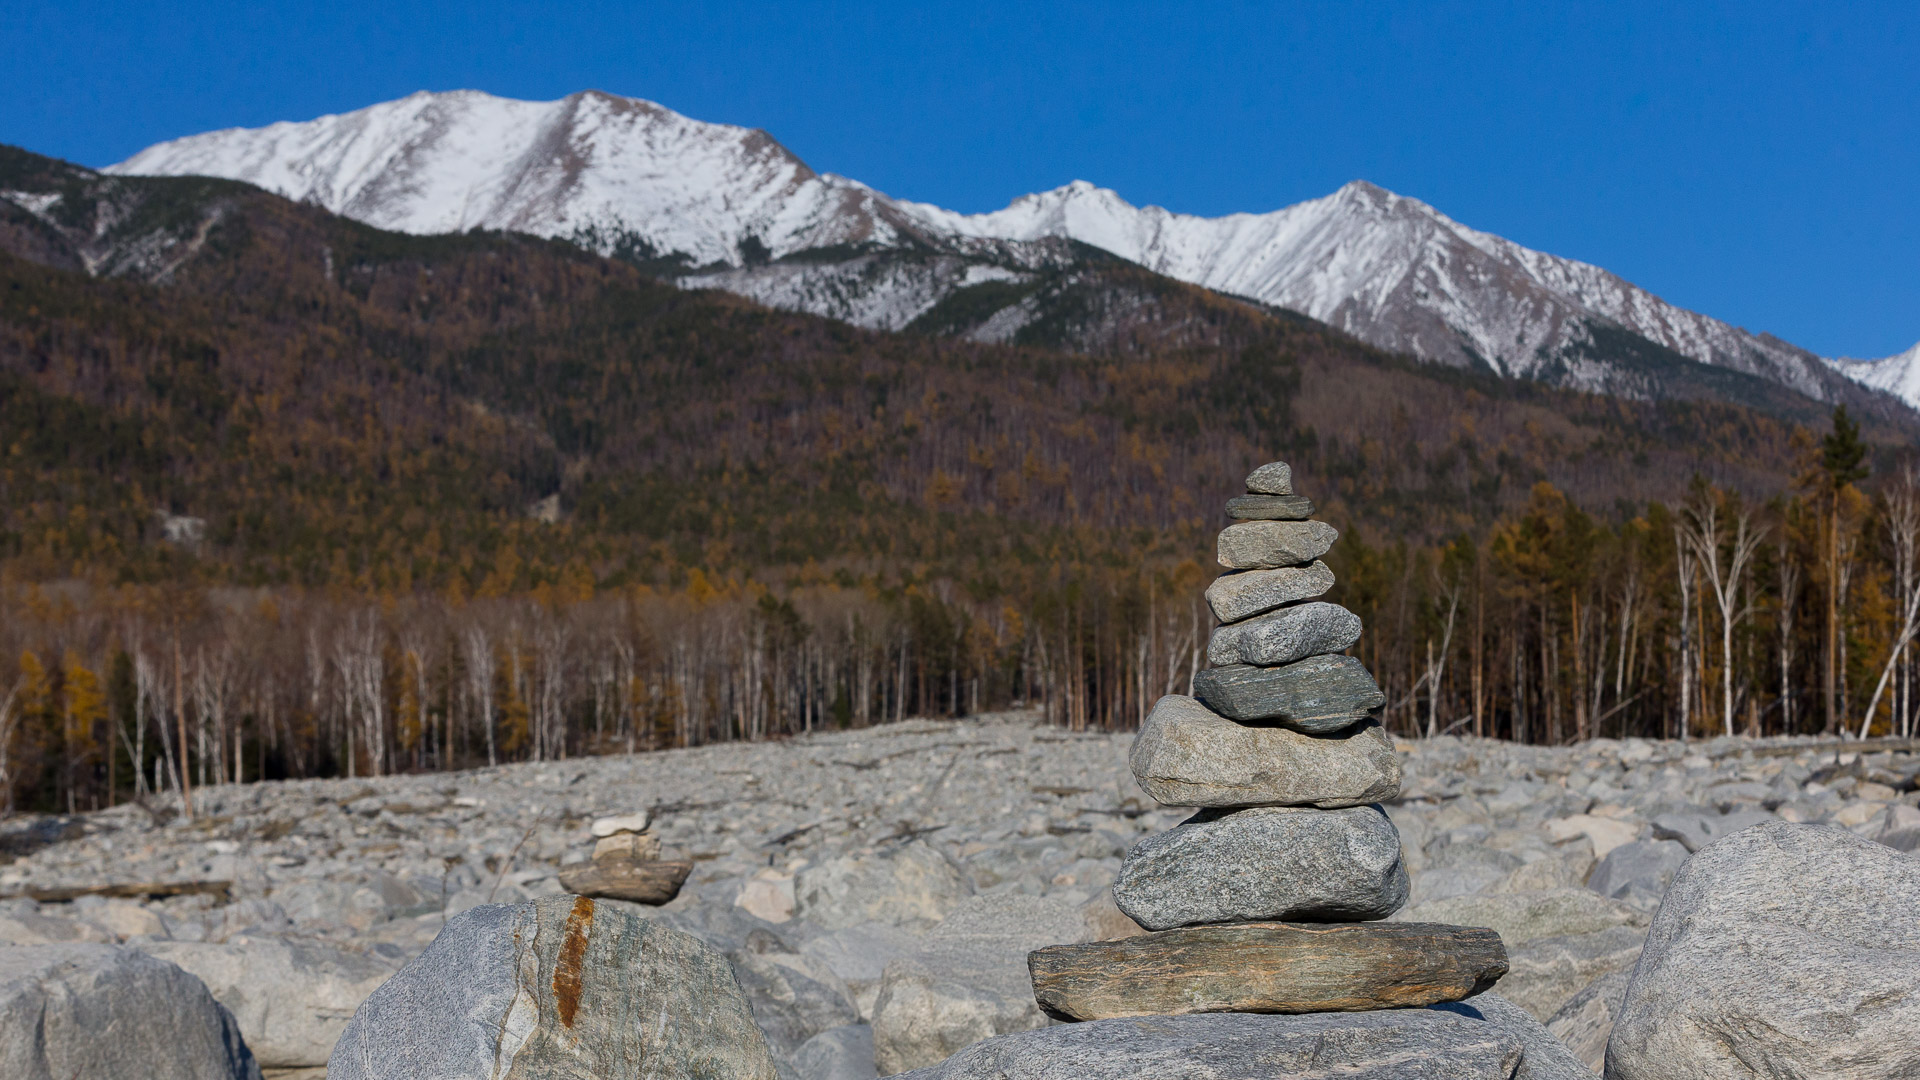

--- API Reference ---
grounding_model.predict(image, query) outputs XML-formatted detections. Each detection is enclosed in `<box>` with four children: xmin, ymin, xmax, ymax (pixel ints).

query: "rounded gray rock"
<box><xmin>1607</xmin><ymin>820</ymin><xmax>1920</xmax><ymax>1079</ymax></box>
<box><xmin>1245</xmin><ymin>461</ymin><xmax>1293</xmax><ymax>494</ymax></box>
<box><xmin>1207</xmin><ymin>601</ymin><xmax>1362</xmax><ymax>666</ymax></box>
<box><xmin>1191</xmin><ymin>654</ymin><xmax>1383</xmax><ymax>731</ymax></box>
<box><xmin>1130</xmin><ymin>695</ymin><xmax>1402</xmax><ymax>809</ymax></box>
<box><xmin>1112</xmin><ymin>804</ymin><xmax>1408</xmax><ymax>930</ymax></box>
<box><xmin>1216</xmin><ymin>520</ymin><xmax>1336</xmax><ymax>570</ymax></box>
<box><xmin>1204</xmin><ymin>561</ymin><xmax>1335</xmax><ymax>624</ymax></box>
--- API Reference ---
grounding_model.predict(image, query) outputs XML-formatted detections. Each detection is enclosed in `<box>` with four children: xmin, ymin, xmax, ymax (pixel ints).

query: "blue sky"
<box><xmin>3</xmin><ymin>1</ymin><xmax>1915</xmax><ymax>357</ymax></box>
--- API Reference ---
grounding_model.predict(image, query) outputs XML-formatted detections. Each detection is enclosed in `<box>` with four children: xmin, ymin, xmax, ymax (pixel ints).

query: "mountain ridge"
<box><xmin>93</xmin><ymin>87</ymin><xmax>1920</xmax><ymax>412</ymax></box>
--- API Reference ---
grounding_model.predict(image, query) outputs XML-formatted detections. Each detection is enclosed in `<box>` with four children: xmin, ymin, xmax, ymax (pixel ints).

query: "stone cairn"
<box><xmin>557</xmin><ymin>810</ymin><xmax>693</xmax><ymax>905</ymax></box>
<box><xmin>1028</xmin><ymin>462</ymin><xmax>1508</xmax><ymax>1021</ymax></box>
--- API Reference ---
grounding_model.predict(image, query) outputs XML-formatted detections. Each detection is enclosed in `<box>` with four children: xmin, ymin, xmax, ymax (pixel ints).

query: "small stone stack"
<box><xmin>1028</xmin><ymin>462</ymin><xmax>1508</xmax><ymax>1022</ymax></box>
<box><xmin>557</xmin><ymin>811</ymin><xmax>693</xmax><ymax>905</ymax></box>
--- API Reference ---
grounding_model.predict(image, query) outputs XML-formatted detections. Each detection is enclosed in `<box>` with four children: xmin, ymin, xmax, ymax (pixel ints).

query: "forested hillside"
<box><xmin>0</xmin><ymin>145</ymin><xmax>1912</xmax><ymax>812</ymax></box>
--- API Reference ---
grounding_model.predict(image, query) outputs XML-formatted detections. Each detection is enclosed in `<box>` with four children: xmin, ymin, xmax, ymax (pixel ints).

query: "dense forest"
<box><xmin>2</xmin><ymin>144</ymin><xmax>1917</xmax><ymax>813</ymax></box>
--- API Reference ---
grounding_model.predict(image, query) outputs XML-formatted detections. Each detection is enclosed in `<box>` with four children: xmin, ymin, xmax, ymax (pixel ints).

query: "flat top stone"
<box><xmin>1130</xmin><ymin>695</ymin><xmax>1401</xmax><ymax>809</ymax></box>
<box><xmin>591</xmin><ymin>812</ymin><xmax>651</xmax><ymax>837</ymax></box>
<box><xmin>1245</xmin><ymin>462</ymin><xmax>1293</xmax><ymax>495</ymax></box>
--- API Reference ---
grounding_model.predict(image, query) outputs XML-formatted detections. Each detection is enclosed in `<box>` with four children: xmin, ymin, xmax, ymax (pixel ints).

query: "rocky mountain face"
<box><xmin>108</xmin><ymin>89</ymin><xmax>1913</xmax><ymax>414</ymax></box>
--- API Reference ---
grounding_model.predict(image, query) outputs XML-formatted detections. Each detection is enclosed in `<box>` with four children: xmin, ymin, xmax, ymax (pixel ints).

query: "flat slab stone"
<box><xmin>1191</xmin><ymin>655</ymin><xmax>1383</xmax><ymax>731</ymax></box>
<box><xmin>1216</xmin><ymin>520</ymin><xmax>1336</xmax><ymax>569</ymax></box>
<box><xmin>1028</xmin><ymin>921</ymin><xmax>1508</xmax><ymax>1020</ymax></box>
<box><xmin>1245</xmin><ymin>461</ymin><xmax>1293</xmax><ymax>495</ymax></box>
<box><xmin>557</xmin><ymin>856</ymin><xmax>692</xmax><ymax>904</ymax></box>
<box><xmin>1113</xmin><ymin>805</ymin><xmax>1407</xmax><ymax>930</ymax></box>
<box><xmin>1207</xmin><ymin>601</ymin><xmax>1360</xmax><ymax>666</ymax></box>
<box><xmin>1204</xmin><ymin>561</ymin><xmax>1334</xmax><ymax>624</ymax></box>
<box><xmin>892</xmin><ymin>1010</ymin><xmax>1522</xmax><ymax>1080</ymax></box>
<box><xmin>1224</xmin><ymin>494</ymin><xmax>1313</xmax><ymax>520</ymax></box>
<box><xmin>1131</xmin><ymin>695</ymin><xmax>1401</xmax><ymax>808</ymax></box>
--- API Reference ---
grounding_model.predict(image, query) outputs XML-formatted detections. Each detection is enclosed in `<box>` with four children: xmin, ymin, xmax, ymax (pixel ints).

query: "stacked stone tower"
<box><xmin>1028</xmin><ymin>462</ymin><xmax>1508</xmax><ymax>1021</ymax></box>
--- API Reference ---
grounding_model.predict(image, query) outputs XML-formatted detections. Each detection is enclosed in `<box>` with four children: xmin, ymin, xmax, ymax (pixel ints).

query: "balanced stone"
<box><xmin>1112</xmin><ymin>805</ymin><xmax>1408</xmax><ymax>929</ymax></box>
<box><xmin>1217</xmin><ymin>520</ymin><xmax>1336</xmax><ymax>569</ymax></box>
<box><xmin>1192</xmin><ymin>655</ymin><xmax>1384</xmax><ymax>731</ymax></box>
<box><xmin>1245</xmin><ymin>461</ymin><xmax>1293</xmax><ymax>494</ymax></box>
<box><xmin>1224</xmin><ymin>494</ymin><xmax>1314</xmax><ymax>520</ymax></box>
<box><xmin>1028</xmin><ymin>921</ymin><xmax>1507</xmax><ymax>1020</ymax></box>
<box><xmin>556</xmin><ymin>856</ymin><xmax>693</xmax><ymax>904</ymax></box>
<box><xmin>1130</xmin><ymin>695</ymin><xmax>1400</xmax><ymax>808</ymax></box>
<box><xmin>1207</xmin><ymin>601</ymin><xmax>1361</xmax><ymax>666</ymax></box>
<box><xmin>1205</xmin><ymin>561</ymin><xmax>1335</xmax><ymax>623</ymax></box>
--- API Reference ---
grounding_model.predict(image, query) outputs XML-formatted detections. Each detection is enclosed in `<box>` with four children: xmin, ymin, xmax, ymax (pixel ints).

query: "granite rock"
<box><xmin>1245</xmin><ymin>462</ymin><xmax>1293</xmax><ymax>494</ymax></box>
<box><xmin>1224</xmin><ymin>494</ymin><xmax>1314</xmax><ymax>520</ymax></box>
<box><xmin>1204</xmin><ymin>561</ymin><xmax>1336</xmax><ymax>624</ymax></box>
<box><xmin>793</xmin><ymin>1024</ymin><xmax>877</xmax><ymax>1080</ymax></box>
<box><xmin>1191</xmin><ymin>654</ymin><xmax>1383</xmax><ymax>731</ymax></box>
<box><xmin>1430</xmin><ymin>993</ymin><xmax>1595</xmax><ymax>1080</ymax></box>
<box><xmin>0</xmin><ymin>943</ymin><xmax>260</xmax><ymax>1080</ymax></box>
<box><xmin>794</xmin><ymin>840</ymin><xmax>974</xmax><ymax>931</ymax></box>
<box><xmin>1216</xmin><ymin>520</ymin><xmax>1337</xmax><ymax>570</ymax></box>
<box><xmin>1583</xmin><ymin>840</ymin><xmax>1687</xmax><ymax>913</ymax></box>
<box><xmin>1130</xmin><ymin>696</ymin><xmax>1402</xmax><ymax>809</ymax></box>
<box><xmin>1390</xmin><ymin>888</ymin><xmax>1643</xmax><ymax>947</ymax></box>
<box><xmin>1112</xmin><ymin>804</ymin><xmax>1407</xmax><ymax>929</ymax></box>
<box><xmin>1206</xmin><ymin>601</ymin><xmax>1362</xmax><ymax>666</ymax></box>
<box><xmin>1547</xmin><ymin>969</ymin><xmax>1630</xmax><ymax>1073</ymax></box>
<box><xmin>1607</xmin><ymin>821</ymin><xmax>1920</xmax><ymax>1079</ymax></box>
<box><xmin>1647</xmin><ymin>806</ymin><xmax>1776</xmax><ymax>853</ymax></box>
<box><xmin>1497</xmin><ymin>925</ymin><xmax>1644</xmax><ymax>1022</ymax></box>
<box><xmin>327</xmin><ymin>896</ymin><xmax>777</xmax><ymax>1080</ymax></box>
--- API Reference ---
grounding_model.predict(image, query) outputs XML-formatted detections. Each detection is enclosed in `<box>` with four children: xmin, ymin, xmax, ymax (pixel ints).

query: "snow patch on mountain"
<box><xmin>1829</xmin><ymin>342</ymin><xmax>1920</xmax><ymax>409</ymax></box>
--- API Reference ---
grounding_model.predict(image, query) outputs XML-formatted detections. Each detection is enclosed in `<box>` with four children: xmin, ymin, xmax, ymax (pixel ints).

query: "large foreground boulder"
<box><xmin>1607</xmin><ymin>820</ymin><xmax>1920</xmax><ymax>1079</ymax></box>
<box><xmin>891</xmin><ymin>1009</ymin><xmax>1523</xmax><ymax>1080</ymax></box>
<box><xmin>143</xmin><ymin>937</ymin><xmax>404</xmax><ymax>1068</ymax></box>
<box><xmin>0</xmin><ymin>943</ymin><xmax>260</xmax><ymax>1080</ymax></box>
<box><xmin>328</xmin><ymin>895</ymin><xmax>777</xmax><ymax>1080</ymax></box>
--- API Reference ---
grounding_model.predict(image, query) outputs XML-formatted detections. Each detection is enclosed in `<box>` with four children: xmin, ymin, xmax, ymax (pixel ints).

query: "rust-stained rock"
<box><xmin>1130</xmin><ymin>695</ymin><xmax>1401</xmax><ymax>808</ymax></box>
<box><xmin>1028</xmin><ymin>921</ymin><xmax>1507</xmax><ymax>1021</ymax></box>
<box><xmin>328</xmin><ymin>896</ymin><xmax>776</xmax><ymax>1080</ymax></box>
<box><xmin>557</xmin><ymin>855</ymin><xmax>691</xmax><ymax>905</ymax></box>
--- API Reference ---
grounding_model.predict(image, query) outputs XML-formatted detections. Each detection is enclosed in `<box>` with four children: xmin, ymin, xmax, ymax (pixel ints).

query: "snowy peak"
<box><xmin>1829</xmin><ymin>342</ymin><xmax>1920</xmax><ymax>405</ymax></box>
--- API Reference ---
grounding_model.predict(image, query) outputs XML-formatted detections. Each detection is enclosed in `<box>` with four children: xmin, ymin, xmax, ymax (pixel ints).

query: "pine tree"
<box><xmin>1822</xmin><ymin>406</ymin><xmax>1871</xmax><ymax>732</ymax></box>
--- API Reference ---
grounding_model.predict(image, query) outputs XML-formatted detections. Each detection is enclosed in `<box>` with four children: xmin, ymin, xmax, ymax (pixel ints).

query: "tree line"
<box><xmin>2</xmin><ymin>408</ymin><xmax>1913</xmax><ymax>814</ymax></box>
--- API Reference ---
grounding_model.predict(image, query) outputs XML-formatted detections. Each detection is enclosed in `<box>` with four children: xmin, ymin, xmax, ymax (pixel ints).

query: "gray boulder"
<box><xmin>794</xmin><ymin>1024</ymin><xmax>878</xmax><ymax>1080</ymax></box>
<box><xmin>0</xmin><ymin>943</ymin><xmax>260</xmax><ymax>1080</ymax></box>
<box><xmin>1607</xmin><ymin>820</ymin><xmax>1920</xmax><ymax>1079</ymax></box>
<box><xmin>1584</xmin><ymin>839</ymin><xmax>1687</xmax><ymax>912</ymax></box>
<box><xmin>794</xmin><ymin>841</ymin><xmax>975</xmax><ymax>931</ymax></box>
<box><xmin>1206</xmin><ymin>601</ymin><xmax>1361</xmax><ymax>665</ymax></box>
<box><xmin>1204</xmin><ymin>561</ymin><xmax>1335</xmax><ymax>624</ymax></box>
<box><xmin>1131</xmin><ymin>696</ymin><xmax>1401</xmax><ymax>809</ymax></box>
<box><xmin>141</xmin><ymin>937</ymin><xmax>404</xmax><ymax>1068</ymax></box>
<box><xmin>1547</xmin><ymin>969</ymin><xmax>1630</xmax><ymax>1073</ymax></box>
<box><xmin>328</xmin><ymin>896</ymin><xmax>776</xmax><ymax>1080</ymax></box>
<box><xmin>1113</xmin><ymin>804</ymin><xmax>1407</xmax><ymax>929</ymax></box>
<box><xmin>729</xmin><ymin>947</ymin><xmax>862</xmax><ymax>1059</ymax></box>
<box><xmin>870</xmin><ymin>893</ymin><xmax>1091</xmax><ymax>1074</ymax></box>
<box><xmin>1392</xmin><ymin>888</ymin><xmax>1644</xmax><ymax>947</ymax></box>
<box><xmin>800</xmin><ymin>922</ymin><xmax>924</xmax><ymax>1021</ymax></box>
<box><xmin>1431</xmin><ymin>993</ymin><xmax>1595</xmax><ymax>1080</ymax></box>
<box><xmin>891</xmin><ymin>1009</ymin><xmax>1523</xmax><ymax>1080</ymax></box>
<box><xmin>1190</xmin><ymin>654</ymin><xmax>1383</xmax><ymax>731</ymax></box>
<box><xmin>1215</xmin><ymin>520</ymin><xmax>1338</xmax><ymax>570</ymax></box>
<box><xmin>1498</xmin><ymin>925</ymin><xmax>1644</xmax><ymax>1022</ymax></box>
<box><xmin>1648</xmin><ymin>806</ymin><xmax>1776</xmax><ymax>853</ymax></box>
<box><xmin>1409</xmin><ymin>842</ymin><xmax>1525</xmax><ymax>904</ymax></box>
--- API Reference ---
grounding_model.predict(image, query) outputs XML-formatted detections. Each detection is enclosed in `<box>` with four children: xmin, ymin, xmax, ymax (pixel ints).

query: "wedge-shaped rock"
<box><xmin>892</xmin><ymin>1010</ymin><xmax>1522</xmax><ymax>1080</ymax></box>
<box><xmin>1207</xmin><ymin>601</ymin><xmax>1360</xmax><ymax>666</ymax></box>
<box><xmin>1113</xmin><ymin>805</ymin><xmax>1407</xmax><ymax>930</ymax></box>
<box><xmin>557</xmin><ymin>855</ymin><xmax>693</xmax><ymax>904</ymax></box>
<box><xmin>1217</xmin><ymin>520</ymin><xmax>1336</xmax><ymax>569</ymax></box>
<box><xmin>1028</xmin><ymin>921</ymin><xmax>1507</xmax><ymax>1020</ymax></box>
<box><xmin>1224</xmin><ymin>494</ymin><xmax>1313</xmax><ymax>520</ymax></box>
<box><xmin>1191</xmin><ymin>655</ymin><xmax>1383</xmax><ymax>731</ymax></box>
<box><xmin>1130</xmin><ymin>695</ymin><xmax>1400</xmax><ymax>808</ymax></box>
<box><xmin>1205</xmin><ymin>561</ymin><xmax>1334</xmax><ymax>624</ymax></box>
<box><xmin>1245</xmin><ymin>461</ymin><xmax>1293</xmax><ymax>494</ymax></box>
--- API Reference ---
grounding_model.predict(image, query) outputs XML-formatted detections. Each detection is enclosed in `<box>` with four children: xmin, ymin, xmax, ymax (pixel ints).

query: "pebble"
<box><xmin>1244</xmin><ymin>462</ymin><xmax>1293</xmax><ymax>495</ymax></box>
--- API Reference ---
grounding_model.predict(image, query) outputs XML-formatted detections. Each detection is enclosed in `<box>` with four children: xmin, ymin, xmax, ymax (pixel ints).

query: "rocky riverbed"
<box><xmin>3</xmin><ymin>711</ymin><xmax>1918</xmax><ymax>1077</ymax></box>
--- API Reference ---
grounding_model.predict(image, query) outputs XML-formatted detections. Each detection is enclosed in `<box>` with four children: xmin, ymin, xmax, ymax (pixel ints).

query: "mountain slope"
<box><xmin>105</xmin><ymin>88</ymin><xmax>1907</xmax><ymax>418</ymax></box>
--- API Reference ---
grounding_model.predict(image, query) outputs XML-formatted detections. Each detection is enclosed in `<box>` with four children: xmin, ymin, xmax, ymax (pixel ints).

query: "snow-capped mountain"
<box><xmin>1829</xmin><ymin>342</ymin><xmax>1920</xmax><ymax>405</ymax></box>
<box><xmin>109</xmin><ymin>88</ymin><xmax>1899</xmax><ymax>409</ymax></box>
